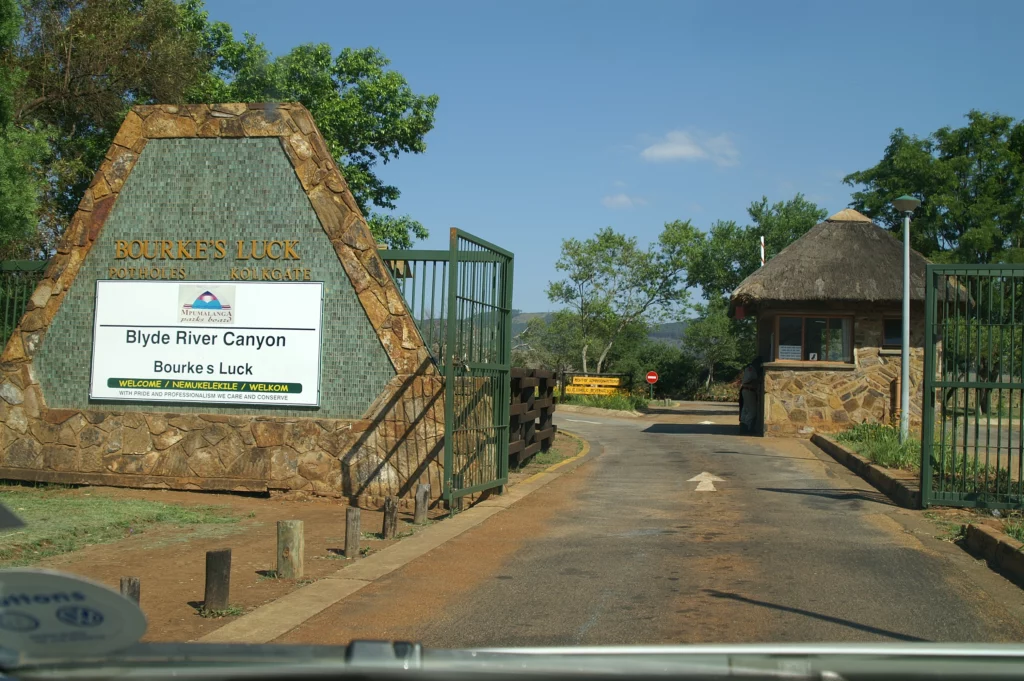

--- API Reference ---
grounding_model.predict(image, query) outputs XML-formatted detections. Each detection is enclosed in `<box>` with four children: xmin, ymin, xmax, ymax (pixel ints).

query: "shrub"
<box><xmin>835</xmin><ymin>423</ymin><xmax>921</xmax><ymax>471</ymax></box>
<box><xmin>836</xmin><ymin>424</ymin><xmax>1016</xmax><ymax>496</ymax></box>
<box><xmin>560</xmin><ymin>392</ymin><xmax>648</xmax><ymax>411</ymax></box>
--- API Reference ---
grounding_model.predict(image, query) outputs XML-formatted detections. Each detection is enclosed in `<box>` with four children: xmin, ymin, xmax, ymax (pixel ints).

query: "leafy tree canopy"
<box><xmin>682</xmin><ymin>298</ymin><xmax>741</xmax><ymax>388</ymax></box>
<box><xmin>0</xmin><ymin>0</ymin><xmax>48</xmax><ymax>256</ymax></box>
<box><xmin>547</xmin><ymin>220</ymin><xmax>702</xmax><ymax>374</ymax></box>
<box><xmin>686</xmin><ymin>194</ymin><xmax>827</xmax><ymax>300</ymax></box>
<box><xmin>1</xmin><ymin>0</ymin><xmax>437</xmax><ymax>255</ymax></box>
<box><xmin>845</xmin><ymin>110</ymin><xmax>1024</xmax><ymax>264</ymax></box>
<box><xmin>179</xmin><ymin>0</ymin><xmax>439</xmax><ymax>247</ymax></box>
<box><xmin>9</xmin><ymin>0</ymin><xmax>209</xmax><ymax>255</ymax></box>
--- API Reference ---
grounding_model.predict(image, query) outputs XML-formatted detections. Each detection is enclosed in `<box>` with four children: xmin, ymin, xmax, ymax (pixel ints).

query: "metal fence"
<box><xmin>381</xmin><ymin>229</ymin><xmax>513</xmax><ymax>503</ymax></box>
<box><xmin>0</xmin><ymin>260</ymin><xmax>49</xmax><ymax>347</ymax></box>
<box><xmin>921</xmin><ymin>265</ymin><xmax>1024</xmax><ymax>509</ymax></box>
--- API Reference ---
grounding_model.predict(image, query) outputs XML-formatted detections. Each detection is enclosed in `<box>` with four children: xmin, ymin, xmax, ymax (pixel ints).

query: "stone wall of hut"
<box><xmin>762</xmin><ymin>310</ymin><xmax>924</xmax><ymax>437</ymax></box>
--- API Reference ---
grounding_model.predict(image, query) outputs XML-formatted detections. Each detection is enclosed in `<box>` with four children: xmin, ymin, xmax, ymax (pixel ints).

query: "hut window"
<box><xmin>776</xmin><ymin>316</ymin><xmax>852</xmax><ymax>363</ymax></box>
<box><xmin>883</xmin><ymin>317</ymin><xmax>902</xmax><ymax>348</ymax></box>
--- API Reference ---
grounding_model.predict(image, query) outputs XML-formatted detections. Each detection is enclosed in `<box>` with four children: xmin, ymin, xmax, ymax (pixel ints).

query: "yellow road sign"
<box><xmin>565</xmin><ymin>385</ymin><xmax>622</xmax><ymax>396</ymax></box>
<box><xmin>571</xmin><ymin>376</ymin><xmax>621</xmax><ymax>387</ymax></box>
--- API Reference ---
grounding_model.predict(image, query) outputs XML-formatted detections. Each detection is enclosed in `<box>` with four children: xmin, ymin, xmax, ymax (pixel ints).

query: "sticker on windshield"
<box><xmin>0</xmin><ymin>568</ymin><xmax>147</xmax><ymax>661</ymax></box>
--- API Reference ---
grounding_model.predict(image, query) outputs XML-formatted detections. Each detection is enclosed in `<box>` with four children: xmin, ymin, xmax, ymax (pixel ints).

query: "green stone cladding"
<box><xmin>35</xmin><ymin>137</ymin><xmax>396</xmax><ymax>418</ymax></box>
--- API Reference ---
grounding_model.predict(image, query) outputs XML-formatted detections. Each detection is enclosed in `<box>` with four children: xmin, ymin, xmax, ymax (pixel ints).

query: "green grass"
<box><xmin>199</xmin><ymin>605</ymin><xmax>244</xmax><ymax>618</ymax></box>
<box><xmin>835</xmin><ymin>423</ymin><xmax>922</xmax><ymax>471</ymax></box>
<box><xmin>0</xmin><ymin>485</ymin><xmax>238</xmax><ymax>567</ymax></box>
<box><xmin>836</xmin><ymin>424</ymin><xmax>1015</xmax><ymax>496</ymax></box>
<box><xmin>530</xmin><ymin>450</ymin><xmax>563</xmax><ymax>466</ymax></box>
<box><xmin>1004</xmin><ymin>516</ymin><xmax>1024</xmax><ymax>544</ymax></box>
<box><xmin>561</xmin><ymin>393</ymin><xmax>648</xmax><ymax>411</ymax></box>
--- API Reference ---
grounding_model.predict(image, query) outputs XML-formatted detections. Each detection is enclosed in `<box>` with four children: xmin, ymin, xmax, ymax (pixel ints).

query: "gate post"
<box><xmin>442</xmin><ymin>229</ymin><xmax>459</xmax><ymax>504</ymax></box>
<box><xmin>920</xmin><ymin>264</ymin><xmax>937</xmax><ymax>508</ymax></box>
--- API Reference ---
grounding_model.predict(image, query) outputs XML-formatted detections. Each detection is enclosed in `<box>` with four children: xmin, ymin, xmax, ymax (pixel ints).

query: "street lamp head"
<box><xmin>893</xmin><ymin>195</ymin><xmax>921</xmax><ymax>214</ymax></box>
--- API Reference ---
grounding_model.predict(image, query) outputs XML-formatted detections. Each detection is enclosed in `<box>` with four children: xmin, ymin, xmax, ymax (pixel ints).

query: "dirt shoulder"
<box><xmin>4</xmin><ymin>485</ymin><xmax>442</xmax><ymax>642</ymax></box>
<box><xmin>0</xmin><ymin>432</ymin><xmax>584</xmax><ymax>643</ymax></box>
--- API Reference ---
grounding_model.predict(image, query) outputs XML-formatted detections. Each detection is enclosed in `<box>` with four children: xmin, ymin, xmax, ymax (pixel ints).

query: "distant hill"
<box><xmin>511</xmin><ymin>311</ymin><xmax>687</xmax><ymax>346</ymax></box>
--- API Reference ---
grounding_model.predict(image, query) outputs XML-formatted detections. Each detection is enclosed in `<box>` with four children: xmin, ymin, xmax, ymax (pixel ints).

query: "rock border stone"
<box><xmin>811</xmin><ymin>434</ymin><xmax>921</xmax><ymax>509</ymax></box>
<box><xmin>963</xmin><ymin>523</ymin><xmax>1024</xmax><ymax>588</ymax></box>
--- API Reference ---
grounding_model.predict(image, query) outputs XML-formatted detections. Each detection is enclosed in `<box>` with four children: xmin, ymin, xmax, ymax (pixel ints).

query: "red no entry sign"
<box><xmin>646</xmin><ymin>371</ymin><xmax>659</xmax><ymax>384</ymax></box>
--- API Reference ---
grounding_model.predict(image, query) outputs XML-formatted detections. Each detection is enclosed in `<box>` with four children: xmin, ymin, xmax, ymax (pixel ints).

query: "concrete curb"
<box><xmin>196</xmin><ymin>432</ymin><xmax>593</xmax><ymax>644</ymax></box>
<box><xmin>964</xmin><ymin>523</ymin><xmax>1024</xmax><ymax>587</ymax></box>
<box><xmin>810</xmin><ymin>434</ymin><xmax>921</xmax><ymax>509</ymax></box>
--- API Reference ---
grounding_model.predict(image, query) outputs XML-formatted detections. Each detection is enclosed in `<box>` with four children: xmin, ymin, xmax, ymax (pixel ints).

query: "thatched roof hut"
<box><xmin>729</xmin><ymin>209</ymin><xmax>929</xmax><ymax>314</ymax></box>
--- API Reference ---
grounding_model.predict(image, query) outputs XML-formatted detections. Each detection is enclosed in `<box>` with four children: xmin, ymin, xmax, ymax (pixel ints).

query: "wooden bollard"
<box><xmin>204</xmin><ymin>549</ymin><xmax>231</xmax><ymax>611</ymax></box>
<box><xmin>382</xmin><ymin>496</ymin><xmax>398</xmax><ymax>539</ymax></box>
<box><xmin>345</xmin><ymin>507</ymin><xmax>361</xmax><ymax>559</ymax></box>
<box><xmin>119</xmin><ymin>576</ymin><xmax>140</xmax><ymax>604</ymax></box>
<box><xmin>276</xmin><ymin>520</ymin><xmax>304</xmax><ymax>579</ymax></box>
<box><xmin>414</xmin><ymin>484</ymin><xmax>430</xmax><ymax>524</ymax></box>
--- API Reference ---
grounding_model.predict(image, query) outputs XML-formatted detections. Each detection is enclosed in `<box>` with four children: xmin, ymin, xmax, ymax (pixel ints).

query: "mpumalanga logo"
<box><xmin>185</xmin><ymin>290</ymin><xmax>230</xmax><ymax>311</ymax></box>
<box><xmin>178</xmin><ymin>285</ymin><xmax>235</xmax><ymax>324</ymax></box>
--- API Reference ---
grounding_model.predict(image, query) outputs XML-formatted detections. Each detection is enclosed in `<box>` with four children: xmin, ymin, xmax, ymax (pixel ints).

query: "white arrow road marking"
<box><xmin>688</xmin><ymin>471</ymin><xmax>724</xmax><ymax>492</ymax></box>
<box><xmin>699</xmin><ymin>420</ymin><xmax>715</xmax><ymax>425</ymax></box>
<box><xmin>565</xmin><ymin>418</ymin><xmax>600</xmax><ymax>424</ymax></box>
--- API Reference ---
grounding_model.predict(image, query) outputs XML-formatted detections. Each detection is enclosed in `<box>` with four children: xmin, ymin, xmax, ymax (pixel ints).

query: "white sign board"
<box><xmin>89</xmin><ymin>281</ymin><xmax>323</xmax><ymax>406</ymax></box>
<box><xmin>778</xmin><ymin>344</ymin><xmax>802</xmax><ymax>361</ymax></box>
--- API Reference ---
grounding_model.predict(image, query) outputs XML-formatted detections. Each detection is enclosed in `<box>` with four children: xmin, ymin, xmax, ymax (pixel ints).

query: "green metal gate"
<box><xmin>0</xmin><ymin>260</ymin><xmax>49</xmax><ymax>346</ymax></box>
<box><xmin>921</xmin><ymin>264</ymin><xmax>1024</xmax><ymax>509</ymax></box>
<box><xmin>380</xmin><ymin>228</ymin><xmax>513</xmax><ymax>503</ymax></box>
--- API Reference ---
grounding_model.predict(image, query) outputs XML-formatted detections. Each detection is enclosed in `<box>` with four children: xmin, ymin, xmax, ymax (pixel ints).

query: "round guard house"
<box><xmin>0</xmin><ymin>103</ymin><xmax>448</xmax><ymax>506</ymax></box>
<box><xmin>729</xmin><ymin>209</ymin><xmax>927</xmax><ymax>437</ymax></box>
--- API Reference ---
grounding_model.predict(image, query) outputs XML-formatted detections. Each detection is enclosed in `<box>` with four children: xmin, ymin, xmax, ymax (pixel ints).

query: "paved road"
<box><xmin>279</xmin><ymin>403</ymin><xmax>1024</xmax><ymax>646</ymax></box>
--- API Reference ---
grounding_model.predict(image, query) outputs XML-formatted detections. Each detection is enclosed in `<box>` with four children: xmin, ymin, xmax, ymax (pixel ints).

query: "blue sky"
<box><xmin>205</xmin><ymin>0</ymin><xmax>1024</xmax><ymax>312</ymax></box>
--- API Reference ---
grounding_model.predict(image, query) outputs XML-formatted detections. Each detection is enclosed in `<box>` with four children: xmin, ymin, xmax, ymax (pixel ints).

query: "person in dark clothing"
<box><xmin>739</xmin><ymin>356</ymin><xmax>764</xmax><ymax>434</ymax></box>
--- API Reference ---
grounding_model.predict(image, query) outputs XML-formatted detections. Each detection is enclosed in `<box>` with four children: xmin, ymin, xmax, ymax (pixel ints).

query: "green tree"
<box><xmin>513</xmin><ymin>312</ymin><xmax>582</xmax><ymax>373</ymax></box>
<box><xmin>4</xmin><ymin>0</ymin><xmax>437</xmax><ymax>254</ymax></box>
<box><xmin>179</xmin><ymin>1</ymin><xmax>439</xmax><ymax>248</ymax></box>
<box><xmin>7</xmin><ymin>0</ymin><xmax>210</xmax><ymax>255</ymax></box>
<box><xmin>686</xmin><ymin>194</ymin><xmax>828</xmax><ymax>300</ymax></box>
<box><xmin>0</xmin><ymin>0</ymin><xmax>47</xmax><ymax>257</ymax></box>
<box><xmin>547</xmin><ymin>220</ymin><xmax>702</xmax><ymax>374</ymax></box>
<box><xmin>613</xmin><ymin>335</ymin><xmax>699</xmax><ymax>398</ymax></box>
<box><xmin>368</xmin><ymin>214</ymin><xmax>429</xmax><ymax>251</ymax></box>
<box><xmin>682</xmin><ymin>299</ymin><xmax>740</xmax><ymax>388</ymax></box>
<box><xmin>844</xmin><ymin>110</ymin><xmax>1024</xmax><ymax>263</ymax></box>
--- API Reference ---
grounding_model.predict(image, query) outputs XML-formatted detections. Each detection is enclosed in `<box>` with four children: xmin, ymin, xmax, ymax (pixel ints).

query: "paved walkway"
<box><xmin>276</xmin><ymin>403</ymin><xmax>1024</xmax><ymax>646</ymax></box>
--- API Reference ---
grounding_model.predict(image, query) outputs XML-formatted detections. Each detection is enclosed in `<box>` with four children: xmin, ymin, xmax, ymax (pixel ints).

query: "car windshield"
<box><xmin>2</xmin><ymin>0</ymin><xmax>1024</xmax><ymax>667</ymax></box>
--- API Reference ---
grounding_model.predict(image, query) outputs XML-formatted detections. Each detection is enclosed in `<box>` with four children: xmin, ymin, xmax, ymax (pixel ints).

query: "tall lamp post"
<box><xmin>893</xmin><ymin>194</ymin><xmax>921</xmax><ymax>442</ymax></box>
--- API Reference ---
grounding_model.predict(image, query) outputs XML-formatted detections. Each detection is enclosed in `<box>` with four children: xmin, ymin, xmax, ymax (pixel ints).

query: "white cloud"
<box><xmin>601</xmin><ymin>193</ymin><xmax>646</xmax><ymax>209</ymax></box>
<box><xmin>641</xmin><ymin>130</ymin><xmax>739</xmax><ymax>167</ymax></box>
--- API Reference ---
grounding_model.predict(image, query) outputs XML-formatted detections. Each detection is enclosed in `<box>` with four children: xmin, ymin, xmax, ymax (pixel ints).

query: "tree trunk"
<box><xmin>581</xmin><ymin>344</ymin><xmax>589</xmax><ymax>374</ymax></box>
<box><xmin>595</xmin><ymin>340</ymin><xmax>614</xmax><ymax>376</ymax></box>
<box><xmin>705</xmin><ymin>365</ymin><xmax>713</xmax><ymax>389</ymax></box>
